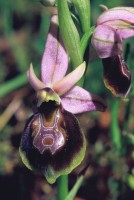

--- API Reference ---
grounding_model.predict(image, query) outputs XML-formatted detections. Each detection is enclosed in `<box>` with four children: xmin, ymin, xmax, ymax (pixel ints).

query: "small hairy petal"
<box><xmin>41</xmin><ymin>15</ymin><xmax>68</xmax><ymax>86</ymax></box>
<box><xmin>102</xmin><ymin>55</ymin><xmax>131</xmax><ymax>97</ymax></box>
<box><xmin>92</xmin><ymin>25</ymin><xmax>121</xmax><ymax>58</ymax></box>
<box><xmin>27</xmin><ymin>64</ymin><xmax>45</xmax><ymax>91</ymax></box>
<box><xmin>61</xmin><ymin>86</ymin><xmax>106</xmax><ymax>114</ymax></box>
<box><xmin>97</xmin><ymin>7</ymin><xmax>134</xmax><ymax>25</ymax></box>
<box><xmin>53</xmin><ymin>62</ymin><xmax>86</xmax><ymax>96</ymax></box>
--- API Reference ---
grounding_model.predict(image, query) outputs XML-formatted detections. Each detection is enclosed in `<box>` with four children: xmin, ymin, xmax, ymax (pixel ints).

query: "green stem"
<box><xmin>57</xmin><ymin>1</ymin><xmax>91</xmax><ymax>199</ymax></box>
<box><xmin>57</xmin><ymin>175</ymin><xmax>68</xmax><ymax>200</ymax></box>
<box><xmin>110</xmin><ymin>100</ymin><xmax>122</xmax><ymax>154</ymax></box>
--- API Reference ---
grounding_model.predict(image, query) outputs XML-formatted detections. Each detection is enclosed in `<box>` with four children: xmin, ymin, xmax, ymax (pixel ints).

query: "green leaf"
<box><xmin>71</xmin><ymin>0</ymin><xmax>90</xmax><ymax>33</ymax></box>
<box><xmin>58</xmin><ymin>0</ymin><xmax>83</xmax><ymax>68</ymax></box>
<box><xmin>65</xmin><ymin>175</ymin><xmax>84</xmax><ymax>200</ymax></box>
<box><xmin>80</xmin><ymin>26</ymin><xmax>95</xmax><ymax>56</ymax></box>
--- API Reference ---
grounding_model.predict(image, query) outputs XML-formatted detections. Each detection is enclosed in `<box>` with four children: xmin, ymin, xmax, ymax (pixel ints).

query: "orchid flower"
<box><xmin>20</xmin><ymin>15</ymin><xmax>106</xmax><ymax>184</ymax></box>
<box><xmin>92</xmin><ymin>7</ymin><xmax>134</xmax><ymax>97</ymax></box>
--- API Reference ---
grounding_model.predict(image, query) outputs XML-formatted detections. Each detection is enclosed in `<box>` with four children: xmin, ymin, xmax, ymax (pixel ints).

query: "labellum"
<box><xmin>20</xmin><ymin>89</ymin><xmax>86</xmax><ymax>184</ymax></box>
<box><xmin>102</xmin><ymin>55</ymin><xmax>131</xmax><ymax>97</ymax></box>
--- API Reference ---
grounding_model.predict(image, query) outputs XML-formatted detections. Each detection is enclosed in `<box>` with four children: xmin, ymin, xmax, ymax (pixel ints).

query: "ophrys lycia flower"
<box><xmin>20</xmin><ymin>15</ymin><xmax>106</xmax><ymax>184</ymax></box>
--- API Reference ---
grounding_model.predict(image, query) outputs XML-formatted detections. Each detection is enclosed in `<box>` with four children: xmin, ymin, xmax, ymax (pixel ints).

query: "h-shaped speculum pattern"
<box><xmin>33</xmin><ymin>110</ymin><xmax>65</xmax><ymax>155</ymax></box>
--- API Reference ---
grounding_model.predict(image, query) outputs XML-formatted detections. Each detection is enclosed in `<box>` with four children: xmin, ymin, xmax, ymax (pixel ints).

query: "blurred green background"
<box><xmin>0</xmin><ymin>0</ymin><xmax>134</xmax><ymax>200</ymax></box>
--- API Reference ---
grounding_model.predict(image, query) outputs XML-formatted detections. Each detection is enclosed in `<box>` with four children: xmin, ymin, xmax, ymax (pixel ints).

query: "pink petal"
<box><xmin>53</xmin><ymin>62</ymin><xmax>86</xmax><ymax>96</ymax></box>
<box><xmin>61</xmin><ymin>86</ymin><xmax>106</xmax><ymax>114</ymax></box>
<box><xmin>92</xmin><ymin>25</ymin><xmax>121</xmax><ymax>58</ymax></box>
<box><xmin>41</xmin><ymin>15</ymin><xmax>68</xmax><ymax>86</ymax></box>
<box><xmin>27</xmin><ymin>64</ymin><xmax>45</xmax><ymax>91</ymax></box>
<box><xmin>117</xmin><ymin>29</ymin><xmax>134</xmax><ymax>40</ymax></box>
<box><xmin>97</xmin><ymin>7</ymin><xmax>134</xmax><ymax>25</ymax></box>
<box><xmin>100</xmin><ymin>20</ymin><xmax>134</xmax><ymax>40</ymax></box>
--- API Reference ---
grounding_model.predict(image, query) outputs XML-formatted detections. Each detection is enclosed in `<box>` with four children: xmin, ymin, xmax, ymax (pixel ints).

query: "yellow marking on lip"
<box><xmin>104</xmin><ymin>78</ymin><xmax>118</xmax><ymax>96</ymax></box>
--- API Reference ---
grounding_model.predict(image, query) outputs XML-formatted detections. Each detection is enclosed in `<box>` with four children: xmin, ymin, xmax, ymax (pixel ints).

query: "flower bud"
<box><xmin>40</xmin><ymin>0</ymin><xmax>56</xmax><ymax>6</ymax></box>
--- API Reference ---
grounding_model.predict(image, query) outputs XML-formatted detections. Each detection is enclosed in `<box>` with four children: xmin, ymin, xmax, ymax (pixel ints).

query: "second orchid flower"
<box><xmin>92</xmin><ymin>7</ymin><xmax>134</xmax><ymax>97</ymax></box>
